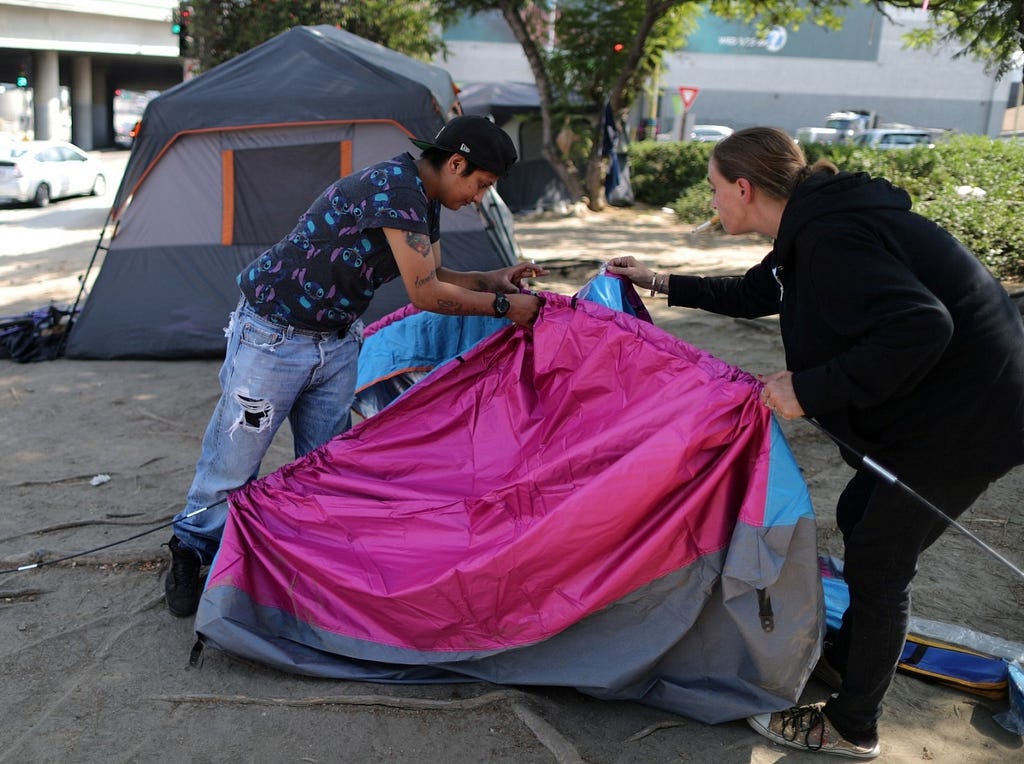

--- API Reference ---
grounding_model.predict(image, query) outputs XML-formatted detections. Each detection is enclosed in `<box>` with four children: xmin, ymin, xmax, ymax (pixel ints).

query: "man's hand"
<box><xmin>507</xmin><ymin>292</ymin><xmax>544</xmax><ymax>327</ymax></box>
<box><xmin>492</xmin><ymin>262</ymin><xmax>550</xmax><ymax>292</ymax></box>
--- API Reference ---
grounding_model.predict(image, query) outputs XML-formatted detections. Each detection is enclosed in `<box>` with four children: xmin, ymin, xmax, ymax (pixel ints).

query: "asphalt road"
<box><xmin>0</xmin><ymin>149</ymin><xmax>130</xmax><ymax>316</ymax></box>
<box><xmin>0</xmin><ymin>148</ymin><xmax>130</xmax><ymax>257</ymax></box>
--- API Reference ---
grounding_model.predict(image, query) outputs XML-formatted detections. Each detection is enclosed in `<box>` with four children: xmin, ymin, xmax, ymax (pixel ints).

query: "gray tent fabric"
<box><xmin>66</xmin><ymin>26</ymin><xmax>515</xmax><ymax>359</ymax></box>
<box><xmin>459</xmin><ymin>81</ymin><xmax>543</xmax><ymax>124</ymax></box>
<box><xmin>457</xmin><ymin>81</ymin><xmax>573</xmax><ymax>214</ymax></box>
<box><xmin>110</xmin><ymin>27</ymin><xmax>457</xmax><ymax>221</ymax></box>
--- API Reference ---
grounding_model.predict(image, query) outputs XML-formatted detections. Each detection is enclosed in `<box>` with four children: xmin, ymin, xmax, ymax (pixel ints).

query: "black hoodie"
<box><xmin>668</xmin><ymin>171</ymin><xmax>1024</xmax><ymax>472</ymax></box>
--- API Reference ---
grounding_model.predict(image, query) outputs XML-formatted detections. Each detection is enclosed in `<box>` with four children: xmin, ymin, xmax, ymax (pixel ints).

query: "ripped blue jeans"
<box><xmin>173</xmin><ymin>299</ymin><xmax>362</xmax><ymax>563</ymax></box>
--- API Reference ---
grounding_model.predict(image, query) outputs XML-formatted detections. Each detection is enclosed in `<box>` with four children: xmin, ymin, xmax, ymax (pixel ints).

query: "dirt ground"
<box><xmin>1</xmin><ymin>201</ymin><xmax>1022</xmax><ymax>763</ymax></box>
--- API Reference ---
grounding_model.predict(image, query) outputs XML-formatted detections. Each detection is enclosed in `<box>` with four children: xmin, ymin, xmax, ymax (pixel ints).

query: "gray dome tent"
<box><xmin>457</xmin><ymin>81</ymin><xmax>573</xmax><ymax>214</ymax></box>
<box><xmin>66</xmin><ymin>26</ymin><xmax>517</xmax><ymax>359</ymax></box>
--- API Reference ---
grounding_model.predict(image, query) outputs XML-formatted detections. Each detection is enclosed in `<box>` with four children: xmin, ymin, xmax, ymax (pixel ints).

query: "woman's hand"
<box><xmin>757</xmin><ymin>371</ymin><xmax>805</xmax><ymax>420</ymax></box>
<box><xmin>605</xmin><ymin>256</ymin><xmax>655</xmax><ymax>290</ymax></box>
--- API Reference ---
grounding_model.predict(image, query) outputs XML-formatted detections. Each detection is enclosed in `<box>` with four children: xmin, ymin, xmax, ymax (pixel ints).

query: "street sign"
<box><xmin>678</xmin><ymin>86</ymin><xmax>700</xmax><ymax>110</ymax></box>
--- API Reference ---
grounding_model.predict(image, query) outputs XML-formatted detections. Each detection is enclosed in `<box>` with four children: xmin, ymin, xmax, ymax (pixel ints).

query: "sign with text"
<box><xmin>683</xmin><ymin>4</ymin><xmax>881</xmax><ymax>62</ymax></box>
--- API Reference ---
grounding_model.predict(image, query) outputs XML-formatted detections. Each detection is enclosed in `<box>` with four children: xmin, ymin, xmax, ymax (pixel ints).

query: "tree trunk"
<box><xmin>498</xmin><ymin>0</ymin><xmax>676</xmax><ymax>212</ymax></box>
<box><xmin>498</xmin><ymin>2</ymin><xmax>583</xmax><ymax>204</ymax></box>
<box><xmin>584</xmin><ymin>147</ymin><xmax>606</xmax><ymax>212</ymax></box>
<box><xmin>581</xmin><ymin>1</ymin><xmax>669</xmax><ymax>211</ymax></box>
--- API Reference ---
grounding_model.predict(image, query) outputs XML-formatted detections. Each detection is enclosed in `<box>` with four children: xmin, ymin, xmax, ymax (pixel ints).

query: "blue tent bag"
<box><xmin>994</xmin><ymin>661</ymin><xmax>1024</xmax><ymax>735</ymax></box>
<box><xmin>898</xmin><ymin>634</ymin><xmax>1009</xmax><ymax>700</ymax></box>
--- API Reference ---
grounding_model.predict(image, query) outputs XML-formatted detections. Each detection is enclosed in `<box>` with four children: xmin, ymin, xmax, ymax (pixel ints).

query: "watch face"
<box><xmin>494</xmin><ymin>293</ymin><xmax>510</xmax><ymax>316</ymax></box>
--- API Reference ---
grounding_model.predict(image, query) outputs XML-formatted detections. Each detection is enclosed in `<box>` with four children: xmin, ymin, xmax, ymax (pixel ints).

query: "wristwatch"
<box><xmin>492</xmin><ymin>292</ymin><xmax>511</xmax><ymax>318</ymax></box>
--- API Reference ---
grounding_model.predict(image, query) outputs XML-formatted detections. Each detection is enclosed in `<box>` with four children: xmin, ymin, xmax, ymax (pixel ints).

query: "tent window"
<box><xmin>518</xmin><ymin>120</ymin><xmax>545</xmax><ymax>162</ymax></box>
<box><xmin>224</xmin><ymin>142</ymin><xmax>348</xmax><ymax>245</ymax></box>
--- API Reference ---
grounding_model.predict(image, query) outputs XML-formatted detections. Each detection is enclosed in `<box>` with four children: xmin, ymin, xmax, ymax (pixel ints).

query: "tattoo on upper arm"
<box><xmin>415</xmin><ymin>270</ymin><xmax>437</xmax><ymax>288</ymax></box>
<box><xmin>405</xmin><ymin>231</ymin><xmax>432</xmax><ymax>258</ymax></box>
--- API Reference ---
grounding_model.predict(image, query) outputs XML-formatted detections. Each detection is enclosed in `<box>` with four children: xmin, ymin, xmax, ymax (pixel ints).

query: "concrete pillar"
<box><xmin>32</xmin><ymin>50</ymin><xmax>60</xmax><ymax>141</ymax></box>
<box><xmin>71</xmin><ymin>55</ymin><xmax>94</xmax><ymax>149</ymax></box>
<box><xmin>91</xmin><ymin>64</ymin><xmax>111</xmax><ymax>147</ymax></box>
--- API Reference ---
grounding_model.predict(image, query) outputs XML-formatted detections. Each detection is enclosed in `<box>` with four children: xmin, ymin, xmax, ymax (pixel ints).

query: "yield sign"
<box><xmin>678</xmin><ymin>86</ymin><xmax>700</xmax><ymax>110</ymax></box>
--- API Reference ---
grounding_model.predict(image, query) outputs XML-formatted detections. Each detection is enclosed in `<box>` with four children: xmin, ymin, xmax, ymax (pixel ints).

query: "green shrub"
<box><xmin>667</xmin><ymin>183</ymin><xmax>715</xmax><ymax>222</ymax></box>
<box><xmin>628</xmin><ymin>140</ymin><xmax>715</xmax><ymax>207</ymax></box>
<box><xmin>628</xmin><ymin>136</ymin><xmax>1024</xmax><ymax>281</ymax></box>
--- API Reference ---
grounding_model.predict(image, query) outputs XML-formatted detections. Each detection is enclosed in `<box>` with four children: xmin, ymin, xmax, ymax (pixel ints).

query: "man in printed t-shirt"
<box><xmin>164</xmin><ymin>116</ymin><xmax>547</xmax><ymax>618</ymax></box>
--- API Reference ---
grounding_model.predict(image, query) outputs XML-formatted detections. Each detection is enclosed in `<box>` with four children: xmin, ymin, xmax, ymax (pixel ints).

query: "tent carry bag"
<box><xmin>898</xmin><ymin>633</ymin><xmax>1009</xmax><ymax>699</ymax></box>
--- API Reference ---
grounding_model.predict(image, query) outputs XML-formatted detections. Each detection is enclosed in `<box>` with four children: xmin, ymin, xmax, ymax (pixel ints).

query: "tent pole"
<box><xmin>60</xmin><ymin>207</ymin><xmax>115</xmax><ymax>355</ymax></box>
<box><xmin>800</xmin><ymin>416</ymin><xmax>1024</xmax><ymax>582</ymax></box>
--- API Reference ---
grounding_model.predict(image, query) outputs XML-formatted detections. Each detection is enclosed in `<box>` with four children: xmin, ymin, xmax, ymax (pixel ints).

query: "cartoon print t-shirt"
<box><xmin>238</xmin><ymin>153</ymin><xmax>441</xmax><ymax>331</ymax></box>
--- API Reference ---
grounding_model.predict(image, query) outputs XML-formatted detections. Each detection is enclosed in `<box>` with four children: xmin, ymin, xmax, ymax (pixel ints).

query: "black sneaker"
<box><xmin>164</xmin><ymin>535</ymin><xmax>202</xmax><ymax>617</ymax></box>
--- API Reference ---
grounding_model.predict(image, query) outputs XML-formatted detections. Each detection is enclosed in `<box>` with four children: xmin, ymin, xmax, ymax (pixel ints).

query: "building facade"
<box><xmin>0</xmin><ymin>3</ymin><xmax>1014</xmax><ymax>150</ymax></box>
<box><xmin>438</xmin><ymin>6</ymin><xmax>1014</xmax><ymax>140</ymax></box>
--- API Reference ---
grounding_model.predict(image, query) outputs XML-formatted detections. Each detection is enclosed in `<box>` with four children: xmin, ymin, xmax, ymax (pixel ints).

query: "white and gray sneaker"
<box><xmin>747</xmin><ymin>702</ymin><xmax>880</xmax><ymax>759</ymax></box>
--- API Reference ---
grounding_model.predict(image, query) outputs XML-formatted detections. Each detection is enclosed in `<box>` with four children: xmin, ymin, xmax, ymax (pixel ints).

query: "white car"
<box><xmin>689</xmin><ymin>125</ymin><xmax>734</xmax><ymax>143</ymax></box>
<box><xmin>851</xmin><ymin>129</ymin><xmax>934</xmax><ymax>150</ymax></box>
<box><xmin>0</xmin><ymin>140</ymin><xmax>106</xmax><ymax>207</ymax></box>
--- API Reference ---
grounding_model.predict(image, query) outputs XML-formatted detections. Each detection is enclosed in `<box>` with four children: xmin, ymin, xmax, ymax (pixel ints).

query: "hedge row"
<box><xmin>628</xmin><ymin>135</ymin><xmax>1024</xmax><ymax>282</ymax></box>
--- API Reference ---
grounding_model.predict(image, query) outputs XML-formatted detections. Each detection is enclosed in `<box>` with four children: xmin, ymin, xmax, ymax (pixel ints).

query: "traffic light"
<box><xmin>15</xmin><ymin>64</ymin><xmax>28</xmax><ymax>88</ymax></box>
<box><xmin>174</xmin><ymin>3</ymin><xmax>193</xmax><ymax>57</ymax></box>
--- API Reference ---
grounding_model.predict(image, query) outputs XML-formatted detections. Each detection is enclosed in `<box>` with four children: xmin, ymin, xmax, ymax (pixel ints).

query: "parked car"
<box><xmin>0</xmin><ymin>140</ymin><xmax>106</xmax><ymax>206</ymax></box>
<box><xmin>851</xmin><ymin>128</ymin><xmax>934</xmax><ymax>150</ymax></box>
<box><xmin>689</xmin><ymin>124</ymin><xmax>734</xmax><ymax>143</ymax></box>
<box><xmin>795</xmin><ymin>126</ymin><xmax>841</xmax><ymax>145</ymax></box>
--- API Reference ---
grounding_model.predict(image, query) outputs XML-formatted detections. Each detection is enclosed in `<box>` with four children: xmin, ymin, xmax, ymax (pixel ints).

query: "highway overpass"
<box><xmin>0</xmin><ymin>0</ymin><xmax>184</xmax><ymax>149</ymax></box>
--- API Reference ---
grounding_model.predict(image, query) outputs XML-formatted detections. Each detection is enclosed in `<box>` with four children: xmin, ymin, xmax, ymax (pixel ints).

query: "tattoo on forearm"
<box><xmin>415</xmin><ymin>270</ymin><xmax>437</xmax><ymax>288</ymax></box>
<box><xmin>436</xmin><ymin>299</ymin><xmax>462</xmax><ymax>314</ymax></box>
<box><xmin>405</xmin><ymin>231</ymin><xmax>431</xmax><ymax>258</ymax></box>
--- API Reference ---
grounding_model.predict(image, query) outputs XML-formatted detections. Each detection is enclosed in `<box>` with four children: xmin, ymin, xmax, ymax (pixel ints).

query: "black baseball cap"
<box><xmin>411</xmin><ymin>115</ymin><xmax>518</xmax><ymax>177</ymax></box>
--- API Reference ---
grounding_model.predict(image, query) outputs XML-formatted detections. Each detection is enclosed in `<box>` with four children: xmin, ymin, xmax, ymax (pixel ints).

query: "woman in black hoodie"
<box><xmin>608</xmin><ymin>126</ymin><xmax>1024</xmax><ymax>759</ymax></box>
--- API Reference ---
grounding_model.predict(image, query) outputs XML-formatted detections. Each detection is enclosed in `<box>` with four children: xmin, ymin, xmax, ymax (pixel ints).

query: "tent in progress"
<box><xmin>352</xmin><ymin>271</ymin><xmax>651</xmax><ymax>418</ymax></box>
<box><xmin>351</xmin><ymin>304</ymin><xmax>509</xmax><ymax>419</ymax></box>
<box><xmin>66</xmin><ymin>26</ymin><xmax>516</xmax><ymax>360</ymax></box>
<box><xmin>195</xmin><ymin>293</ymin><xmax>823</xmax><ymax>723</ymax></box>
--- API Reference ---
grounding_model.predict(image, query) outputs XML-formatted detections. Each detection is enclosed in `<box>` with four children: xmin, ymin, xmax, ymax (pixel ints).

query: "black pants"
<box><xmin>822</xmin><ymin>460</ymin><xmax>1006</xmax><ymax>745</ymax></box>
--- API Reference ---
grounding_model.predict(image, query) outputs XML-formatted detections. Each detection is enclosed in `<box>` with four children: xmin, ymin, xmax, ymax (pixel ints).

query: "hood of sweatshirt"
<box><xmin>773</xmin><ymin>171</ymin><xmax>911</xmax><ymax>269</ymax></box>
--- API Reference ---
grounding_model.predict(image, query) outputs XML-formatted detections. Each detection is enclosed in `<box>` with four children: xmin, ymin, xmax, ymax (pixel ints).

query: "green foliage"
<box><xmin>629</xmin><ymin>135</ymin><xmax>1024</xmax><ymax>281</ymax></box>
<box><xmin>707</xmin><ymin>0</ymin><xmax>847</xmax><ymax>33</ymax></box>
<box><xmin>887</xmin><ymin>0</ymin><xmax>1024</xmax><ymax>79</ymax></box>
<box><xmin>627</xmin><ymin>140</ymin><xmax>715</xmax><ymax>207</ymax></box>
<box><xmin>546</xmin><ymin>1</ymin><xmax>700</xmax><ymax>108</ymax></box>
<box><xmin>187</xmin><ymin>0</ymin><xmax>455</xmax><ymax>71</ymax></box>
<box><xmin>667</xmin><ymin>182</ymin><xmax>716</xmax><ymax>222</ymax></box>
